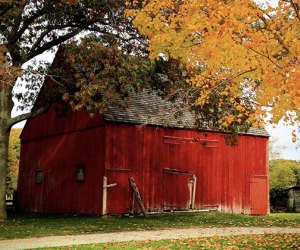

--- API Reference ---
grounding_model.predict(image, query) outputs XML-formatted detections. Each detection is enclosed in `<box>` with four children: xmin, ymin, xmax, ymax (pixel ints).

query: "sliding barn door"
<box><xmin>163</xmin><ymin>170</ymin><xmax>192</xmax><ymax>210</ymax></box>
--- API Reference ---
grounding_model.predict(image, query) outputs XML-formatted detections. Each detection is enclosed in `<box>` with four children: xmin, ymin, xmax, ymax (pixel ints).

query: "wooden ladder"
<box><xmin>129</xmin><ymin>177</ymin><xmax>148</xmax><ymax>218</ymax></box>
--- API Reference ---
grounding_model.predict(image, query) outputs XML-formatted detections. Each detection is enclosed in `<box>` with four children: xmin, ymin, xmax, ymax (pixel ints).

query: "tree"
<box><xmin>269</xmin><ymin>159</ymin><xmax>300</xmax><ymax>207</ymax></box>
<box><xmin>127</xmin><ymin>0</ymin><xmax>300</xmax><ymax>137</ymax></box>
<box><xmin>40</xmin><ymin>35</ymin><xmax>152</xmax><ymax>115</ymax></box>
<box><xmin>270</xmin><ymin>159</ymin><xmax>298</xmax><ymax>191</ymax></box>
<box><xmin>0</xmin><ymin>0</ymin><xmax>148</xmax><ymax>220</ymax></box>
<box><xmin>7</xmin><ymin>128</ymin><xmax>22</xmax><ymax>197</ymax></box>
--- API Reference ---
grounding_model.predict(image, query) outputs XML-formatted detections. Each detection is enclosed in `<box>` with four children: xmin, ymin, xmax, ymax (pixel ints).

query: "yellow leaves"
<box><xmin>220</xmin><ymin>91</ymin><xmax>229</xmax><ymax>97</ymax></box>
<box><xmin>225</xmin><ymin>115</ymin><xmax>235</xmax><ymax>124</ymax></box>
<box><xmin>197</xmin><ymin>93</ymin><xmax>208</xmax><ymax>106</ymax></box>
<box><xmin>128</xmin><ymin>0</ymin><xmax>300</xmax><ymax>139</ymax></box>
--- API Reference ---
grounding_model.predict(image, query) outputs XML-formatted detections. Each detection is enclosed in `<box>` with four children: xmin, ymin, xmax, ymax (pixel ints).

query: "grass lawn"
<box><xmin>36</xmin><ymin>234</ymin><xmax>300</xmax><ymax>249</ymax></box>
<box><xmin>0</xmin><ymin>211</ymin><xmax>299</xmax><ymax>240</ymax></box>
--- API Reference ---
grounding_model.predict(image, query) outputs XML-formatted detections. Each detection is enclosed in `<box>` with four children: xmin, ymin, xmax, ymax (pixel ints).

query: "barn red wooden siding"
<box><xmin>18</xmin><ymin>109</ymin><xmax>269</xmax><ymax>215</ymax></box>
<box><xmin>18</xmin><ymin>109</ymin><xmax>106</xmax><ymax>213</ymax></box>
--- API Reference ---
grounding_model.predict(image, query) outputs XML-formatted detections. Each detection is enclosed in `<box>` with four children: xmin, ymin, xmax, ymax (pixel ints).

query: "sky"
<box><xmin>11</xmin><ymin>0</ymin><xmax>300</xmax><ymax>161</ymax></box>
<box><xmin>266</xmin><ymin>124</ymin><xmax>300</xmax><ymax>160</ymax></box>
<box><xmin>254</xmin><ymin>0</ymin><xmax>300</xmax><ymax>160</ymax></box>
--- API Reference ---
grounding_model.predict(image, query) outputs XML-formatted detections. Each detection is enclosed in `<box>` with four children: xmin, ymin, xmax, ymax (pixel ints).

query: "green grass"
<box><xmin>37</xmin><ymin>234</ymin><xmax>300</xmax><ymax>250</ymax></box>
<box><xmin>0</xmin><ymin>211</ymin><xmax>300</xmax><ymax>240</ymax></box>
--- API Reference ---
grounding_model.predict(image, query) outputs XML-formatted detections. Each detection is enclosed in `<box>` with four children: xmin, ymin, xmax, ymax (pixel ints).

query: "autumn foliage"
<box><xmin>36</xmin><ymin>36</ymin><xmax>152</xmax><ymax>116</ymax></box>
<box><xmin>7</xmin><ymin>129</ymin><xmax>22</xmax><ymax>196</ymax></box>
<box><xmin>0</xmin><ymin>0</ymin><xmax>146</xmax><ymax>219</ymax></box>
<box><xmin>127</xmin><ymin>0</ymin><xmax>300</xmax><ymax>137</ymax></box>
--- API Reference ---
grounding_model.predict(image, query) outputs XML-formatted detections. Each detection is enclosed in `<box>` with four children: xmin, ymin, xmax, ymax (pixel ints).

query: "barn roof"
<box><xmin>104</xmin><ymin>88</ymin><xmax>270</xmax><ymax>137</ymax></box>
<box><xmin>32</xmin><ymin>46</ymin><xmax>269</xmax><ymax>138</ymax></box>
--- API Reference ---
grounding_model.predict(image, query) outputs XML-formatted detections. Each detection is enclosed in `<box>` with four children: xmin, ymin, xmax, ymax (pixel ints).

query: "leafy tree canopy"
<box><xmin>0</xmin><ymin>0</ymin><xmax>147</xmax><ymax>220</ymax></box>
<box><xmin>127</xmin><ymin>0</ymin><xmax>300</xmax><ymax>138</ymax></box>
<box><xmin>270</xmin><ymin>159</ymin><xmax>299</xmax><ymax>190</ymax></box>
<box><xmin>37</xmin><ymin>35</ymin><xmax>153</xmax><ymax>115</ymax></box>
<box><xmin>269</xmin><ymin>159</ymin><xmax>300</xmax><ymax>201</ymax></box>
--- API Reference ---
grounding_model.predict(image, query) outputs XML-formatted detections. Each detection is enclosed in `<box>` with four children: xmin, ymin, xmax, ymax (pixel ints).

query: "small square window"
<box><xmin>77</xmin><ymin>165</ymin><xmax>85</xmax><ymax>181</ymax></box>
<box><xmin>35</xmin><ymin>170</ymin><xmax>43</xmax><ymax>184</ymax></box>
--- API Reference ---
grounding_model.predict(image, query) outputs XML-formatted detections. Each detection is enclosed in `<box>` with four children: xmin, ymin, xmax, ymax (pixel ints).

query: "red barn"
<box><xmin>17</xmin><ymin>89</ymin><xmax>270</xmax><ymax>215</ymax></box>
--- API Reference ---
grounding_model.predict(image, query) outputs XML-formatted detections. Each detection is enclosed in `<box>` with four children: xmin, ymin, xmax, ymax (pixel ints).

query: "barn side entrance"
<box><xmin>163</xmin><ymin>169</ymin><xmax>195</xmax><ymax>210</ymax></box>
<box><xmin>162</xmin><ymin>135</ymin><xmax>199</xmax><ymax>211</ymax></box>
<box><xmin>250</xmin><ymin>175</ymin><xmax>268</xmax><ymax>215</ymax></box>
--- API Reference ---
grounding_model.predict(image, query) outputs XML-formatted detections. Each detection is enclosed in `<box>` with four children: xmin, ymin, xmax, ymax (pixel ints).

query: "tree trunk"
<box><xmin>0</xmin><ymin>84</ymin><xmax>13</xmax><ymax>220</ymax></box>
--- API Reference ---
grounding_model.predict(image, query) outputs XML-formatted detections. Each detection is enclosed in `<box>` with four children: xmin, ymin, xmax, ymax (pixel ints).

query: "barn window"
<box><xmin>76</xmin><ymin>165</ymin><xmax>85</xmax><ymax>181</ymax></box>
<box><xmin>35</xmin><ymin>170</ymin><xmax>43</xmax><ymax>184</ymax></box>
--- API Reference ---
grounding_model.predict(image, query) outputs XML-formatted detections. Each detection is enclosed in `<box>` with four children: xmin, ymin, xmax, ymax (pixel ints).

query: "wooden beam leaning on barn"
<box><xmin>129</xmin><ymin>177</ymin><xmax>148</xmax><ymax>218</ymax></box>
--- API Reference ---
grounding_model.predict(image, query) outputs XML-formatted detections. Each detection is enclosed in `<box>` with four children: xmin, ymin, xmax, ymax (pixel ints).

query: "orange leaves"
<box><xmin>0</xmin><ymin>45</ymin><xmax>22</xmax><ymax>88</ymax></box>
<box><xmin>128</xmin><ymin>0</ymin><xmax>300</xmax><ymax>137</ymax></box>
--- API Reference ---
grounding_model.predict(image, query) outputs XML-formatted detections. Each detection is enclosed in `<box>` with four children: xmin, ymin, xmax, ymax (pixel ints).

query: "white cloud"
<box><xmin>266</xmin><ymin>122</ymin><xmax>300</xmax><ymax>161</ymax></box>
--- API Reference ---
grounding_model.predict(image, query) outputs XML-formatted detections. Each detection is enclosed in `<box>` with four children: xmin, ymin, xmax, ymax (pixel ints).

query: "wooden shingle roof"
<box><xmin>104</xmin><ymin>88</ymin><xmax>270</xmax><ymax>137</ymax></box>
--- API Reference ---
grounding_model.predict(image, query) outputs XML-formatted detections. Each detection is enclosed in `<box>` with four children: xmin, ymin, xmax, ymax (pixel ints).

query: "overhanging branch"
<box><xmin>8</xmin><ymin>105</ymin><xmax>50</xmax><ymax>129</ymax></box>
<box><xmin>26</xmin><ymin>27</ymin><xmax>83</xmax><ymax>61</ymax></box>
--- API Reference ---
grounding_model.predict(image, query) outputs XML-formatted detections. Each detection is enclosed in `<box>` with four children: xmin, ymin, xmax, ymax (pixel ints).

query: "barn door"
<box><xmin>250</xmin><ymin>175</ymin><xmax>268</xmax><ymax>215</ymax></box>
<box><xmin>163</xmin><ymin>169</ymin><xmax>193</xmax><ymax>210</ymax></box>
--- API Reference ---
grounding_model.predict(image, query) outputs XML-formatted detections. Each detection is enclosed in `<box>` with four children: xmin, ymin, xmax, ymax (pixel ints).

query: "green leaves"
<box><xmin>270</xmin><ymin>159</ymin><xmax>300</xmax><ymax>191</ymax></box>
<box><xmin>44</xmin><ymin>35</ymin><xmax>153</xmax><ymax>115</ymax></box>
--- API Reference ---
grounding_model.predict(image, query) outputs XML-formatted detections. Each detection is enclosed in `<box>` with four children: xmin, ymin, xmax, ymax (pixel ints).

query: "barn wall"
<box><xmin>21</xmin><ymin>109</ymin><xmax>105</xmax><ymax>141</ymax></box>
<box><xmin>18</xmin><ymin>112</ymin><xmax>268</xmax><ymax>215</ymax></box>
<box><xmin>18</xmin><ymin>110</ymin><xmax>106</xmax><ymax>214</ymax></box>
<box><xmin>104</xmin><ymin>123</ymin><xmax>269</xmax><ymax>215</ymax></box>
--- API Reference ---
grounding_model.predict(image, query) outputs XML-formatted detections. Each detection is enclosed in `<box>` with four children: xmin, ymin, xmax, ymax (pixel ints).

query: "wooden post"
<box><xmin>191</xmin><ymin>175</ymin><xmax>197</xmax><ymax>210</ymax></box>
<box><xmin>189</xmin><ymin>178</ymin><xmax>193</xmax><ymax>208</ymax></box>
<box><xmin>129</xmin><ymin>177</ymin><xmax>148</xmax><ymax>218</ymax></box>
<box><xmin>102</xmin><ymin>176</ymin><xmax>107</xmax><ymax>215</ymax></box>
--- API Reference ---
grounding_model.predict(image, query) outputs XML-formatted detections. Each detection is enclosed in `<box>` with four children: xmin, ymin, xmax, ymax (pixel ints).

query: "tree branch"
<box><xmin>86</xmin><ymin>25</ymin><xmax>140</xmax><ymax>42</ymax></box>
<box><xmin>289</xmin><ymin>0</ymin><xmax>300</xmax><ymax>22</ymax></box>
<box><xmin>248</xmin><ymin>47</ymin><xmax>284</xmax><ymax>70</ymax></box>
<box><xmin>0</xmin><ymin>6</ymin><xmax>13</xmax><ymax>18</ymax></box>
<box><xmin>29</xmin><ymin>26</ymin><xmax>52</xmax><ymax>56</ymax></box>
<box><xmin>26</xmin><ymin>27</ymin><xmax>83</xmax><ymax>61</ymax></box>
<box><xmin>9</xmin><ymin>8</ymin><xmax>46</xmax><ymax>44</ymax></box>
<box><xmin>8</xmin><ymin>105</ymin><xmax>50</xmax><ymax>129</ymax></box>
